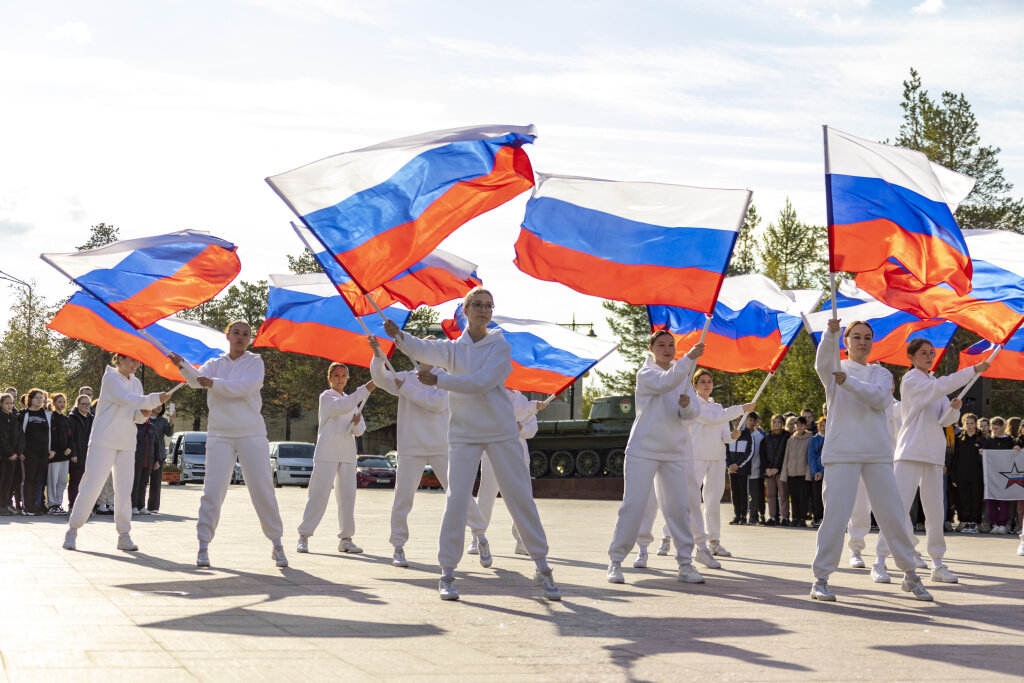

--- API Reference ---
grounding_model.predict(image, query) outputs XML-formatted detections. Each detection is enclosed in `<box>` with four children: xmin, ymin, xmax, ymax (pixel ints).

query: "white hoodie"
<box><xmin>180</xmin><ymin>351</ymin><xmax>266</xmax><ymax>438</ymax></box>
<box><xmin>815</xmin><ymin>329</ymin><xmax>894</xmax><ymax>464</ymax></box>
<box><xmin>510</xmin><ymin>389</ymin><xmax>539</xmax><ymax>440</ymax></box>
<box><xmin>313</xmin><ymin>387</ymin><xmax>367</xmax><ymax>463</ymax></box>
<box><xmin>399</xmin><ymin>329</ymin><xmax>518</xmax><ymax>444</ymax></box>
<box><xmin>895</xmin><ymin>366</ymin><xmax>976</xmax><ymax>466</ymax></box>
<box><xmin>370</xmin><ymin>356</ymin><xmax>448</xmax><ymax>456</ymax></box>
<box><xmin>625</xmin><ymin>355</ymin><xmax>700</xmax><ymax>461</ymax></box>
<box><xmin>90</xmin><ymin>365</ymin><xmax>163</xmax><ymax>451</ymax></box>
<box><xmin>691</xmin><ymin>396</ymin><xmax>744</xmax><ymax>462</ymax></box>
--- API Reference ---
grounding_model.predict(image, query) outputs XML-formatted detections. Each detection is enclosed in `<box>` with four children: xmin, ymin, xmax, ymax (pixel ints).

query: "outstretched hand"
<box><xmin>832</xmin><ymin>371</ymin><xmax>847</xmax><ymax>386</ymax></box>
<box><xmin>826</xmin><ymin>318</ymin><xmax>841</xmax><ymax>334</ymax></box>
<box><xmin>383</xmin><ymin>319</ymin><xmax>403</xmax><ymax>340</ymax></box>
<box><xmin>418</xmin><ymin>370</ymin><xmax>438</xmax><ymax>386</ymax></box>
<box><xmin>686</xmin><ymin>342</ymin><xmax>705</xmax><ymax>360</ymax></box>
<box><xmin>167</xmin><ymin>352</ymin><xmax>185</xmax><ymax>366</ymax></box>
<box><xmin>367</xmin><ymin>335</ymin><xmax>384</xmax><ymax>358</ymax></box>
<box><xmin>974</xmin><ymin>361</ymin><xmax>991</xmax><ymax>374</ymax></box>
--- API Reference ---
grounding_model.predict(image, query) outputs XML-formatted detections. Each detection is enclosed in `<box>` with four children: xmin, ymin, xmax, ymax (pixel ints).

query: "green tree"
<box><xmin>286</xmin><ymin>250</ymin><xmax>323</xmax><ymax>275</ymax></box>
<box><xmin>595</xmin><ymin>302</ymin><xmax>650</xmax><ymax>394</ymax></box>
<box><xmin>758</xmin><ymin>198</ymin><xmax>827</xmax><ymax>289</ymax></box>
<box><xmin>0</xmin><ymin>282</ymin><xmax>69</xmax><ymax>393</ymax></box>
<box><xmin>76</xmin><ymin>222</ymin><xmax>120</xmax><ymax>251</ymax></box>
<box><xmin>728</xmin><ymin>203</ymin><xmax>761</xmax><ymax>276</ymax></box>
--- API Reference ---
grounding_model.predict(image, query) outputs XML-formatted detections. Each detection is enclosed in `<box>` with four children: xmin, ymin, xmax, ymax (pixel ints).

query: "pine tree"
<box><xmin>0</xmin><ymin>283</ymin><xmax>69</xmax><ymax>393</ymax></box>
<box><xmin>728</xmin><ymin>203</ymin><xmax>761</xmax><ymax>276</ymax></box>
<box><xmin>758</xmin><ymin>199</ymin><xmax>827</xmax><ymax>289</ymax></box>
<box><xmin>595</xmin><ymin>301</ymin><xmax>650</xmax><ymax>395</ymax></box>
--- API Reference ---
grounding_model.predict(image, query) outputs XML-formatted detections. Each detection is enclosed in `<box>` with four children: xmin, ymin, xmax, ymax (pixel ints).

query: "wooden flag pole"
<box><xmin>938</xmin><ymin>345</ymin><xmax>1002</xmax><ymax>425</ymax></box>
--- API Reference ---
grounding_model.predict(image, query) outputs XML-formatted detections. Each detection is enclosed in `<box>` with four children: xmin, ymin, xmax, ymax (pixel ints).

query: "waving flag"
<box><xmin>41</xmin><ymin>230</ymin><xmax>240</xmax><ymax>329</ymax></box>
<box><xmin>514</xmin><ymin>174</ymin><xmax>751</xmax><ymax>314</ymax></box>
<box><xmin>442</xmin><ymin>305</ymin><xmax>619</xmax><ymax>394</ymax></box>
<box><xmin>48</xmin><ymin>291</ymin><xmax>228</xmax><ymax>382</ymax></box>
<box><xmin>856</xmin><ymin>230</ymin><xmax>1024</xmax><ymax>345</ymax></box>
<box><xmin>825</xmin><ymin>127</ymin><xmax>976</xmax><ymax>295</ymax></box>
<box><xmin>254</xmin><ymin>274</ymin><xmax>411</xmax><ymax>368</ymax></box>
<box><xmin>292</xmin><ymin>222</ymin><xmax>481</xmax><ymax>316</ymax></box>
<box><xmin>959</xmin><ymin>332</ymin><xmax>1024</xmax><ymax>380</ymax></box>
<box><xmin>804</xmin><ymin>279</ymin><xmax>956</xmax><ymax>369</ymax></box>
<box><xmin>267</xmin><ymin>124</ymin><xmax>536</xmax><ymax>293</ymax></box>
<box><xmin>649</xmin><ymin>275</ymin><xmax>822</xmax><ymax>373</ymax></box>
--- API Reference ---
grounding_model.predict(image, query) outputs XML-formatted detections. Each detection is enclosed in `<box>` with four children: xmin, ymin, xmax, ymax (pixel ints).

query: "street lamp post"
<box><xmin>557</xmin><ymin>314</ymin><xmax>597</xmax><ymax>420</ymax></box>
<box><xmin>0</xmin><ymin>270</ymin><xmax>34</xmax><ymax>384</ymax></box>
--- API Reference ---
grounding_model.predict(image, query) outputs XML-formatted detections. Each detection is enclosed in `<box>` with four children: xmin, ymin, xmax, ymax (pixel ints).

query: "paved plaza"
<box><xmin>2</xmin><ymin>483</ymin><xmax>1023</xmax><ymax>682</ymax></box>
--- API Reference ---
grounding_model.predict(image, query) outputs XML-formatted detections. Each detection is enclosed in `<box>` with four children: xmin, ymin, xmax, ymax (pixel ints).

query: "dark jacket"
<box><xmin>50</xmin><ymin>411</ymin><xmax>73</xmax><ymax>463</ymax></box>
<box><xmin>760</xmin><ymin>430</ymin><xmax>789</xmax><ymax>473</ymax></box>
<box><xmin>68</xmin><ymin>410</ymin><xmax>94</xmax><ymax>468</ymax></box>
<box><xmin>21</xmin><ymin>409</ymin><xmax>57</xmax><ymax>454</ymax></box>
<box><xmin>983</xmin><ymin>434</ymin><xmax>1017</xmax><ymax>451</ymax></box>
<box><xmin>0</xmin><ymin>409</ymin><xmax>25</xmax><ymax>458</ymax></box>
<box><xmin>135</xmin><ymin>420</ymin><xmax>160</xmax><ymax>469</ymax></box>
<box><xmin>726</xmin><ymin>428</ymin><xmax>757</xmax><ymax>476</ymax></box>
<box><xmin>950</xmin><ymin>430</ymin><xmax>983</xmax><ymax>484</ymax></box>
<box><xmin>148</xmin><ymin>415</ymin><xmax>174</xmax><ymax>463</ymax></box>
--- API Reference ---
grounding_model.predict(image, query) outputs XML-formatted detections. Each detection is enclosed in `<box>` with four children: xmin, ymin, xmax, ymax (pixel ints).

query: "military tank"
<box><xmin>526</xmin><ymin>395</ymin><xmax>636</xmax><ymax>479</ymax></box>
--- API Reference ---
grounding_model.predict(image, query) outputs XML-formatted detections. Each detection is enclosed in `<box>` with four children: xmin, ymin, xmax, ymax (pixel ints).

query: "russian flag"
<box><xmin>442</xmin><ymin>305</ymin><xmax>619</xmax><ymax>395</ymax></box>
<box><xmin>959</xmin><ymin>334</ymin><xmax>1024</xmax><ymax>380</ymax></box>
<box><xmin>804</xmin><ymin>279</ymin><xmax>957</xmax><ymax>370</ymax></box>
<box><xmin>41</xmin><ymin>230</ymin><xmax>241</xmax><ymax>329</ymax></box>
<box><xmin>48</xmin><ymin>291</ymin><xmax>228</xmax><ymax>382</ymax></box>
<box><xmin>514</xmin><ymin>174</ymin><xmax>751</xmax><ymax>314</ymax></box>
<box><xmin>266</xmin><ymin>124</ymin><xmax>536</xmax><ymax>293</ymax></box>
<box><xmin>825</xmin><ymin>127</ymin><xmax>976</xmax><ymax>295</ymax></box>
<box><xmin>649</xmin><ymin>275</ymin><xmax>823</xmax><ymax>373</ymax></box>
<box><xmin>292</xmin><ymin>222</ymin><xmax>481</xmax><ymax>316</ymax></box>
<box><xmin>253</xmin><ymin>274</ymin><xmax>411</xmax><ymax>368</ymax></box>
<box><xmin>856</xmin><ymin>230</ymin><xmax>1024</xmax><ymax>345</ymax></box>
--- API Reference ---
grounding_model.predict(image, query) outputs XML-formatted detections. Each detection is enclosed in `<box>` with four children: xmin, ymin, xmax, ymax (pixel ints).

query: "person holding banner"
<box><xmin>382</xmin><ymin>287</ymin><xmax>560</xmax><ymax>602</ymax></box>
<box><xmin>874</xmin><ymin>339</ymin><xmax>987</xmax><ymax>584</ymax></box>
<box><xmin>171</xmin><ymin>321</ymin><xmax>288</xmax><ymax>569</ymax></box>
<box><xmin>810</xmin><ymin>318</ymin><xmax>932</xmax><ymax>602</ymax></box>
<box><xmin>63</xmin><ymin>354</ymin><xmax>168</xmax><ymax>552</ymax></box>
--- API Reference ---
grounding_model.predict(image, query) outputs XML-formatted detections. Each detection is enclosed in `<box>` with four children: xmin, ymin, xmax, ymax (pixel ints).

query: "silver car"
<box><xmin>270</xmin><ymin>441</ymin><xmax>315</xmax><ymax>487</ymax></box>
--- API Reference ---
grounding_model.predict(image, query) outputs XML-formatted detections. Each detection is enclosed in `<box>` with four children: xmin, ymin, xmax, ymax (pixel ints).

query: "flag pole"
<box><xmin>751</xmin><ymin>371</ymin><xmax>774</xmax><ymax>404</ymax></box>
<box><xmin>534</xmin><ymin>343</ymin><xmax>621</xmax><ymax>409</ymax></box>
<box><xmin>938</xmin><ymin>344</ymin><xmax>1001</xmax><ymax>424</ymax></box>
<box><xmin>698</xmin><ymin>314</ymin><xmax>712</xmax><ymax>344</ymax></box>
<box><xmin>829</xmin><ymin>272</ymin><xmax>841</xmax><ymax>372</ymax></box>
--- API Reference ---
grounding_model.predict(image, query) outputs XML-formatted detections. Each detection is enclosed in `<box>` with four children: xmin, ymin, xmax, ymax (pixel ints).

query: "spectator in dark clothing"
<box><xmin>145</xmin><ymin>403</ymin><xmax>175</xmax><ymax>514</ymax></box>
<box><xmin>47</xmin><ymin>393</ymin><xmax>73</xmax><ymax>514</ymax></box>
<box><xmin>0</xmin><ymin>393</ymin><xmax>25</xmax><ymax>514</ymax></box>
<box><xmin>132</xmin><ymin>419</ymin><xmax>160</xmax><ymax>514</ymax></box>
<box><xmin>760</xmin><ymin>414</ymin><xmax>789</xmax><ymax>526</ymax></box>
<box><xmin>67</xmin><ymin>395</ymin><xmax>95</xmax><ymax>512</ymax></box>
<box><xmin>21</xmin><ymin>389</ymin><xmax>56</xmax><ymax>515</ymax></box>
<box><xmin>951</xmin><ymin>413</ymin><xmax>984</xmax><ymax>533</ymax></box>
<box><xmin>726</xmin><ymin>414</ymin><xmax>760</xmax><ymax>524</ymax></box>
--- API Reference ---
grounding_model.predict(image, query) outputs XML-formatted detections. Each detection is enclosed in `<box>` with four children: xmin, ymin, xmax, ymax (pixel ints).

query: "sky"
<box><xmin>2</xmin><ymin>0</ymin><xmax>1022</xmax><ymax>380</ymax></box>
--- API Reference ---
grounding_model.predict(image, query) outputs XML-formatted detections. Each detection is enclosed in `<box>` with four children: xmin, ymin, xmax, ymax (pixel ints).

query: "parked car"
<box><xmin>270</xmin><ymin>441</ymin><xmax>315</xmax><ymax>488</ymax></box>
<box><xmin>356</xmin><ymin>455</ymin><xmax>396</xmax><ymax>488</ymax></box>
<box><xmin>169</xmin><ymin>431</ymin><xmax>244</xmax><ymax>484</ymax></box>
<box><xmin>420</xmin><ymin>463</ymin><xmax>441</xmax><ymax>490</ymax></box>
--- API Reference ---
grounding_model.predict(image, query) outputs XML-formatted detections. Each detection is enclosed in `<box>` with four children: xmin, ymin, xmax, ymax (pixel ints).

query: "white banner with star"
<box><xmin>981</xmin><ymin>449</ymin><xmax>1024</xmax><ymax>501</ymax></box>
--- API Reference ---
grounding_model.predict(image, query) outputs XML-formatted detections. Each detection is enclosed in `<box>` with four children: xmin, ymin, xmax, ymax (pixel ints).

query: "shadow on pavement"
<box><xmin>872</xmin><ymin>644</ymin><xmax>1024</xmax><ymax>677</ymax></box>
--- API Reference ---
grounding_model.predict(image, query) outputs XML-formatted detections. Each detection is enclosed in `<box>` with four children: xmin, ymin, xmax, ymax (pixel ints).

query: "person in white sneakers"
<box><xmin>473</xmin><ymin>388</ymin><xmax>546</xmax><ymax>558</ymax></box>
<box><xmin>382</xmin><ymin>287</ymin><xmax>560</xmax><ymax>602</ymax></box>
<box><xmin>849</xmin><ymin>392</ymin><xmax>900</xmax><ymax>570</ymax></box>
<box><xmin>809</xmin><ymin>318</ymin><xmax>932</xmax><ymax>602</ymax></box>
<box><xmin>297</xmin><ymin>363</ymin><xmax>373</xmax><ymax>556</ymax></box>
<box><xmin>64</xmin><ymin>354</ymin><xmax>167</xmax><ymax>553</ymax></box>
<box><xmin>171</xmin><ymin>321</ymin><xmax>288</xmax><ymax>569</ymax></box>
<box><xmin>369</xmin><ymin>337</ymin><xmax>489</xmax><ymax>568</ymax></box>
<box><xmin>874</xmin><ymin>338</ymin><xmax>988</xmax><ymax>584</ymax></box>
<box><xmin>607</xmin><ymin>330</ymin><xmax>705</xmax><ymax>586</ymax></box>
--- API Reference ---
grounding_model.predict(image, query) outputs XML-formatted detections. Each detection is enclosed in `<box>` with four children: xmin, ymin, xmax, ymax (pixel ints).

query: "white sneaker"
<box><xmin>272</xmin><ymin>546</ymin><xmax>288</xmax><ymax>568</ymax></box>
<box><xmin>931</xmin><ymin>565</ymin><xmax>958</xmax><ymax>583</ymax></box>
<box><xmin>393</xmin><ymin>547</ymin><xmax>408</xmax><ymax>568</ymax></box>
<box><xmin>139</xmin><ymin>508</ymin><xmax>150</xmax><ymax>516</ymax></box>
<box><xmin>632</xmin><ymin>546</ymin><xmax>648</xmax><ymax>569</ymax></box>
<box><xmin>1017</xmin><ymin>540</ymin><xmax>1024</xmax><ymax>556</ymax></box>
<box><xmin>607</xmin><ymin>561</ymin><xmax>625</xmax><ymax>584</ymax></box>
<box><xmin>993</xmin><ymin>525</ymin><xmax>1006</xmax><ymax>535</ymax></box>
<box><xmin>656</xmin><ymin>537</ymin><xmax>671</xmax><ymax>556</ymax></box>
<box><xmin>439</xmin><ymin>576</ymin><xmax>459</xmax><ymax>601</ymax></box>
<box><xmin>870</xmin><ymin>563</ymin><xmax>891</xmax><ymax>583</ymax></box>
<box><xmin>196</xmin><ymin>549</ymin><xmax>211</xmax><ymax>567</ymax></box>
<box><xmin>709</xmin><ymin>542</ymin><xmax>731</xmax><ymax>558</ymax></box>
<box><xmin>676</xmin><ymin>564</ymin><xmax>705</xmax><ymax>584</ymax></box>
<box><xmin>810</xmin><ymin>579</ymin><xmax>835</xmax><ymax>601</ymax></box>
<box><xmin>913</xmin><ymin>552</ymin><xmax>927</xmax><ymax>569</ymax></box>
<box><xmin>63</xmin><ymin>528</ymin><xmax>77</xmax><ymax>550</ymax></box>
<box><xmin>514</xmin><ymin>541</ymin><xmax>529</xmax><ymax>555</ymax></box>
<box><xmin>694</xmin><ymin>547</ymin><xmax>721</xmax><ymax>569</ymax></box>
<box><xmin>901</xmin><ymin>574</ymin><xmax>934</xmax><ymax>601</ymax></box>
<box><xmin>849</xmin><ymin>553</ymin><xmax>865</xmax><ymax>569</ymax></box>
<box><xmin>117</xmin><ymin>534</ymin><xmax>138</xmax><ymax>551</ymax></box>
<box><xmin>338</xmin><ymin>538</ymin><xmax>363</xmax><ymax>553</ymax></box>
<box><xmin>477</xmin><ymin>540</ymin><xmax>493</xmax><ymax>568</ymax></box>
<box><xmin>467</xmin><ymin>537</ymin><xmax>479</xmax><ymax>555</ymax></box>
<box><xmin>131</xmin><ymin>507</ymin><xmax>139</xmax><ymax>515</ymax></box>
<box><xmin>534</xmin><ymin>570</ymin><xmax>561</xmax><ymax>601</ymax></box>
<box><xmin>296</xmin><ymin>535</ymin><xmax>309</xmax><ymax>553</ymax></box>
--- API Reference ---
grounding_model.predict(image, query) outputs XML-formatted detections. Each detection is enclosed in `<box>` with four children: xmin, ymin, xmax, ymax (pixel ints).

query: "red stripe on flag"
<box><xmin>663</xmin><ymin>329</ymin><xmax>785</xmax><ymax>373</ymax></box>
<box><xmin>253</xmin><ymin>318</ymin><xmax>395</xmax><ymax>368</ymax></box>
<box><xmin>507</xmin><ymin>361</ymin><xmax>577</xmax><ymax>395</ymax></box>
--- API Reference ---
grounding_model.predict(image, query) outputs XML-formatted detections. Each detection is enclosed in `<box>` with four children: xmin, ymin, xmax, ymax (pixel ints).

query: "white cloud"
<box><xmin>913</xmin><ymin>0</ymin><xmax>944</xmax><ymax>14</ymax></box>
<box><xmin>46</xmin><ymin>21</ymin><xmax>93</xmax><ymax>43</ymax></box>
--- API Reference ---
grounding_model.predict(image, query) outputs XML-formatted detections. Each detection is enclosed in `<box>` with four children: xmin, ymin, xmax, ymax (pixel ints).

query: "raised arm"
<box><xmin>102</xmin><ymin>374</ymin><xmax>162</xmax><ymax>412</ymax></box>
<box><xmin>437</xmin><ymin>351</ymin><xmax>512</xmax><ymax>394</ymax></box>
<box><xmin>398</xmin><ymin>378</ymin><xmax>447</xmax><ymax>414</ymax></box>
<box><xmin>838</xmin><ymin>369</ymin><xmax>893</xmax><ymax>411</ymax></box>
<box><xmin>904</xmin><ymin>366</ymin><xmax>978</xmax><ymax>407</ymax></box>
<box><xmin>388</xmin><ymin>332</ymin><xmax>453</xmax><ymax>370</ymax></box>
<box><xmin>321</xmin><ymin>385</ymin><xmax>370</xmax><ymax>419</ymax></box>
<box><xmin>637</xmin><ymin>354</ymin><xmax>696</xmax><ymax>396</ymax></box>
<box><xmin>815</xmin><ymin>326</ymin><xmax>839</xmax><ymax>397</ymax></box>
<box><xmin>369</xmin><ymin>355</ymin><xmax>401</xmax><ymax>397</ymax></box>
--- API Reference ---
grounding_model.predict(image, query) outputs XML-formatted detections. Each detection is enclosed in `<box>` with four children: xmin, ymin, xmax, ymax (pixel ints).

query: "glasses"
<box><xmin>468</xmin><ymin>302</ymin><xmax>495</xmax><ymax>311</ymax></box>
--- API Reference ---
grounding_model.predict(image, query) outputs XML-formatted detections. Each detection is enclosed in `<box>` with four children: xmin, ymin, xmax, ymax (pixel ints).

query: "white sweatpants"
<box><xmin>847</xmin><ymin>477</ymin><xmax>871</xmax><ymax>553</ymax></box>
<box><xmin>476</xmin><ymin>439</ymin><xmax>530</xmax><ymax>543</ymax></box>
<box><xmin>637</xmin><ymin>457</ymin><xmax>712</xmax><ymax>550</ymax></box>
<box><xmin>812</xmin><ymin>462</ymin><xmax>918</xmax><ymax>580</ymax></box>
<box><xmin>299</xmin><ymin>461</ymin><xmax>356</xmax><ymax>539</ymax></box>
<box><xmin>97</xmin><ymin>474</ymin><xmax>114</xmax><ymax>506</ymax></box>
<box><xmin>68</xmin><ymin>447</ymin><xmax>134</xmax><ymax>535</ymax></box>
<box><xmin>197</xmin><ymin>435</ymin><xmax>283</xmax><ymax>545</ymax></box>
<box><xmin>48</xmin><ymin>460</ymin><xmax>70</xmax><ymax>508</ymax></box>
<box><xmin>610</xmin><ymin>455</ymin><xmax>695</xmax><ymax>566</ymax></box>
<box><xmin>439</xmin><ymin>440</ymin><xmax>548</xmax><ymax>571</ymax></box>
<box><xmin>389</xmin><ymin>453</ymin><xmax>487</xmax><ymax>548</ymax></box>
<box><xmin>876</xmin><ymin>460</ymin><xmax>946</xmax><ymax>565</ymax></box>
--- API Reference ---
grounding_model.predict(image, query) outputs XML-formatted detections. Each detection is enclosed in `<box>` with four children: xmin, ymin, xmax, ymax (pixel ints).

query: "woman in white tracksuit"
<box><xmin>64</xmin><ymin>355</ymin><xmax>167</xmax><ymax>552</ymax></box>
<box><xmin>382</xmin><ymin>287</ymin><xmax>560</xmax><ymax>602</ymax></box>
<box><xmin>172</xmin><ymin>321</ymin><xmax>287</xmax><ymax>569</ymax></box>
<box><xmin>810</xmin><ymin>317</ymin><xmax>933</xmax><ymax>602</ymax></box>
<box><xmin>873</xmin><ymin>338</ymin><xmax>986</xmax><ymax>584</ymax></box>
<box><xmin>368</xmin><ymin>341</ymin><xmax>489</xmax><ymax>568</ymax></box>
<box><xmin>846</xmin><ymin>394</ymin><xmax>900</xmax><ymax>570</ymax></box>
<box><xmin>297</xmin><ymin>362</ymin><xmax>373</xmax><ymax>555</ymax></box>
<box><xmin>607</xmin><ymin>330</ymin><xmax>705</xmax><ymax>585</ymax></box>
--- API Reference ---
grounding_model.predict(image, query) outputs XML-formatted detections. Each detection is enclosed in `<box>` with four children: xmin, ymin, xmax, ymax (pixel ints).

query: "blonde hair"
<box><xmin>224</xmin><ymin>320</ymin><xmax>252</xmax><ymax>335</ymax></box>
<box><xmin>462</xmin><ymin>286</ymin><xmax>493</xmax><ymax>311</ymax></box>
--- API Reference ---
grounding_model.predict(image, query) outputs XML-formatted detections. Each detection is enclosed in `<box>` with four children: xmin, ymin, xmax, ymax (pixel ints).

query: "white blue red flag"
<box><xmin>442</xmin><ymin>305</ymin><xmax>619</xmax><ymax>394</ymax></box>
<box><xmin>41</xmin><ymin>230</ymin><xmax>241</xmax><ymax>329</ymax></box>
<box><xmin>253</xmin><ymin>274</ymin><xmax>411</xmax><ymax>368</ymax></box>
<box><xmin>825</xmin><ymin>126</ymin><xmax>976</xmax><ymax>295</ymax></box>
<box><xmin>857</xmin><ymin>230</ymin><xmax>1024</xmax><ymax>345</ymax></box>
<box><xmin>649</xmin><ymin>275</ymin><xmax>822</xmax><ymax>373</ymax></box>
<box><xmin>960</xmin><ymin>331</ymin><xmax>1024</xmax><ymax>380</ymax></box>
<box><xmin>804</xmin><ymin>279</ymin><xmax>957</xmax><ymax>370</ymax></box>
<box><xmin>515</xmin><ymin>174</ymin><xmax>750</xmax><ymax>313</ymax></box>
<box><xmin>48</xmin><ymin>291</ymin><xmax>228</xmax><ymax>382</ymax></box>
<box><xmin>981</xmin><ymin>449</ymin><xmax>1024</xmax><ymax>501</ymax></box>
<box><xmin>267</xmin><ymin>124</ymin><xmax>536</xmax><ymax>293</ymax></box>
